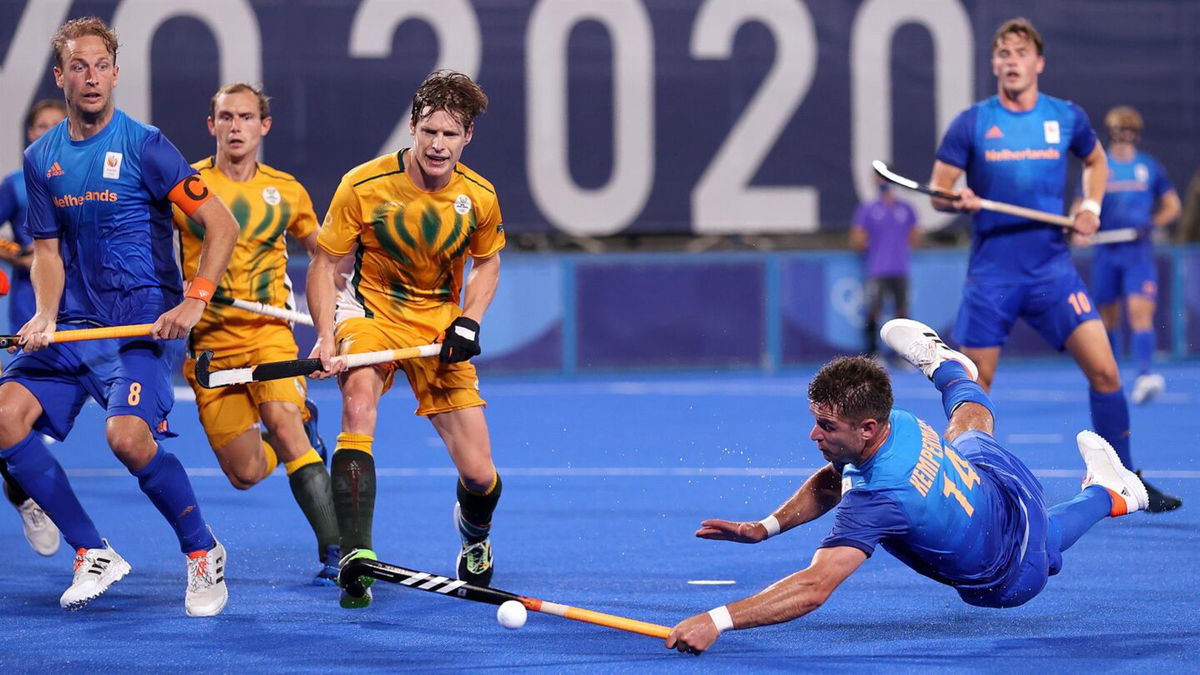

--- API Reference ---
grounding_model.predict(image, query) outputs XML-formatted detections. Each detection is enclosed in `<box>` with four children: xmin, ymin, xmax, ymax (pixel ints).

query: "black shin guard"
<box><xmin>288</xmin><ymin>463</ymin><xmax>340</xmax><ymax>557</ymax></box>
<box><xmin>456</xmin><ymin>473</ymin><xmax>502</xmax><ymax>542</ymax></box>
<box><xmin>331</xmin><ymin>450</ymin><xmax>375</xmax><ymax>553</ymax></box>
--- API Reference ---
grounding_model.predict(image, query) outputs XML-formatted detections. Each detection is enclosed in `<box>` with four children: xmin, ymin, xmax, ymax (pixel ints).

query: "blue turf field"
<box><xmin>1</xmin><ymin>361</ymin><xmax>1197</xmax><ymax>672</ymax></box>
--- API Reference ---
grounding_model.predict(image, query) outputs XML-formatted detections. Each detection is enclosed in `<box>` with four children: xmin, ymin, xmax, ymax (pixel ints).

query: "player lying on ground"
<box><xmin>666</xmin><ymin>318</ymin><xmax>1149</xmax><ymax>654</ymax></box>
<box><xmin>173</xmin><ymin>83</ymin><xmax>338</xmax><ymax>585</ymax></box>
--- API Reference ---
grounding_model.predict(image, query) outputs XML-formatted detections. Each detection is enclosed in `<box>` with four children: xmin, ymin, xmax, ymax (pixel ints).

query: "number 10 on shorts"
<box><xmin>1067</xmin><ymin>292</ymin><xmax>1093</xmax><ymax>316</ymax></box>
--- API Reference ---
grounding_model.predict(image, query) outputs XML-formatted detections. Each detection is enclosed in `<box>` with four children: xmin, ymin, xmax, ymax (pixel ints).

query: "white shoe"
<box><xmin>185</xmin><ymin>538</ymin><xmax>228</xmax><ymax>617</ymax></box>
<box><xmin>1130</xmin><ymin>373</ymin><xmax>1165</xmax><ymax>405</ymax></box>
<box><xmin>1077</xmin><ymin>430</ymin><xmax>1149</xmax><ymax>516</ymax></box>
<box><xmin>18</xmin><ymin>499</ymin><xmax>61</xmax><ymax>556</ymax></box>
<box><xmin>880</xmin><ymin>319</ymin><xmax>979</xmax><ymax>380</ymax></box>
<box><xmin>59</xmin><ymin>540</ymin><xmax>131</xmax><ymax>610</ymax></box>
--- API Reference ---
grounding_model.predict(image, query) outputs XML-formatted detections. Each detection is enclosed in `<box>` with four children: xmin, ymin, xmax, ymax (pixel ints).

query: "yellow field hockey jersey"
<box><xmin>173</xmin><ymin>158</ymin><xmax>317</xmax><ymax>354</ymax></box>
<box><xmin>318</xmin><ymin>149</ymin><xmax>504</xmax><ymax>325</ymax></box>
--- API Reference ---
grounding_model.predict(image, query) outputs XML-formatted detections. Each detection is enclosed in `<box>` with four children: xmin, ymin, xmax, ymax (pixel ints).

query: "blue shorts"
<box><xmin>951</xmin><ymin>272</ymin><xmax>1100</xmax><ymax>350</ymax></box>
<box><xmin>1091</xmin><ymin>241</ymin><xmax>1157</xmax><ymax>306</ymax></box>
<box><xmin>0</xmin><ymin>326</ymin><xmax>183</xmax><ymax>441</ymax></box>
<box><xmin>951</xmin><ymin>431</ymin><xmax>1059</xmax><ymax>609</ymax></box>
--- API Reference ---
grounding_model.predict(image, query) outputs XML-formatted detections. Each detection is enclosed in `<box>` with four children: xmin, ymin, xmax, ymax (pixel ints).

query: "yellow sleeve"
<box><xmin>317</xmin><ymin>178</ymin><xmax>363</xmax><ymax>257</ymax></box>
<box><xmin>288</xmin><ymin>182</ymin><xmax>319</xmax><ymax>241</ymax></box>
<box><xmin>469</xmin><ymin>192</ymin><xmax>505</xmax><ymax>259</ymax></box>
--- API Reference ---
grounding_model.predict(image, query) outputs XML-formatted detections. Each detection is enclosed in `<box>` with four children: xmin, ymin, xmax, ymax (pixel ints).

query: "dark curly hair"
<box><xmin>808</xmin><ymin>356</ymin><xmax>893</xmax><ymax>424</ymax></box>
<box><xmin>410</xmin><ymin>70</ymin><xmax>488</xmax><ymax>129</ymax></box>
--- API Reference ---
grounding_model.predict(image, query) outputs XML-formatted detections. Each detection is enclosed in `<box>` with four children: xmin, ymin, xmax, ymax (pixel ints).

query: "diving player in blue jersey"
<box><xmin>927</xmin><ymin>18</ymin><xmax>1180</xmax><ymax>512</ymax></box>
<box><xmin>665</xmin><ymin>319</ymin><xmax>1148</xmax><ymax>655</ymax></box>
<box><xmin>0</xmin><ymin>99</ymin><xmax>66</xmax><ymax>558</ymax></box>
<box><xmin>0</xmin><ymin>17</ymin><xmax>240</xmax><ymax>615</ymax></box>
<box><xmin>1079</xmin><ymin>106</ymin><xmax>1180</xmax><ymax>405</ymax></box>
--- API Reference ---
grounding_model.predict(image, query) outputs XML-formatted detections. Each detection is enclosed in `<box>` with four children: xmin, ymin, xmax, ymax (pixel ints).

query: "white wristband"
<box><xmin>758</xmin><ymin>515</ymin><xmax>781</xmax><ymax>538</ymax></box>
<box><xmin>1079</xmin><ymin>199</ymin><xmax>1102</xmax><ymax>217</ymax></box>
<box><xmin>707</xmin><ymin>605</ymin><xmax>734</xmax><ymax>634</ymax></box>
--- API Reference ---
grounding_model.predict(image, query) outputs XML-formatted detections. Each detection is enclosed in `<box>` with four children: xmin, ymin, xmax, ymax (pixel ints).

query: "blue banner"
<box><xmin>4</xmin><ymin>0</ymin><xmax>1198</xmax><ymax>236</ymax></box>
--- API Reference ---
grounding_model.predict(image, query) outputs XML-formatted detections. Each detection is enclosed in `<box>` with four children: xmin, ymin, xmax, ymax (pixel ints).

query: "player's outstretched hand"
<box><xmin>666</xmin><ymin>613</ymin><xmax>720</xmax><ymax>655</ymax></box>
<box><xmin>15</xmin><ymin>313</ymin><xmax>56</xmax><ymax>352</ymax></box>
<box><xmin>153</xmin><ymin>298</ymin><xmax>205</xmax><ymax>340</ymax></box>
<box><xmin>695</xmin><ymin>519</ymin><xmax>768</xmax><ymax>544</ymax></box>
<box><xmin>307</xmin><ymin>337</ymin><xmax>344</xmax><ymax>379</ymax></box>
<box><xmin>439</xmin><ymin>316</ymin><xmax>481</xmax><ymax>363</ymax></box>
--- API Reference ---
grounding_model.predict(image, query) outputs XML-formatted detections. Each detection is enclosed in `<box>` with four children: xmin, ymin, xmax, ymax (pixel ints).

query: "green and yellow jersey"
<box><xmin>318</xmin><ymin>148</ymin><xmax>504</xmax><ymax>325</ymax></box>
<box><xmin>173</xmin><ymin>158</ymin><xmax>318</xmax><ymax>354</ymax></box>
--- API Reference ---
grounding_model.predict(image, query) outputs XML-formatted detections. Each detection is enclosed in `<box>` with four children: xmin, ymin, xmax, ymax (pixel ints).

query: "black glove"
<box><xmin>440</xmin><ymin>316</ymin><xmax>481</xmax><ymax>363</ymax></box>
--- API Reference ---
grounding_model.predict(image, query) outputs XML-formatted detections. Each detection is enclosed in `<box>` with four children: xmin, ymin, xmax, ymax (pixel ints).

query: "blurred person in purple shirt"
<box><xmin>851</xmin><ymin>167</ymin><xmax>920</xmax><ymax>355</ymax></box>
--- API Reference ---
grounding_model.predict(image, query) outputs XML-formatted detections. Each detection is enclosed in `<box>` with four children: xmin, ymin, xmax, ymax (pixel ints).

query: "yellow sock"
<box><xmin>284</xmin><ymin>449</ymin><xmax>322</xmax><ymax>475</ymax></box>
<box><xmin>336</xmin><ymin>432</ymin><xmax>374</xmax><ymax>455</ymax></box>
<box><xmin>260</xmin><ymin>439</ymin><xmax>280</xmax><ymax>480</ymax></box>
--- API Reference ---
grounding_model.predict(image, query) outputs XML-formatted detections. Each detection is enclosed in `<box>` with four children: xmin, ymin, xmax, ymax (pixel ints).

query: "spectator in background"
<box><xmin>850</xmin><ymin>166</ymin><xmax>919</xmax><ymax>356</ymax></box>
<box><xmin>1177</xmin><ymin>167</ymin><xmax>1200</xmax><ymax>243</ymax></box>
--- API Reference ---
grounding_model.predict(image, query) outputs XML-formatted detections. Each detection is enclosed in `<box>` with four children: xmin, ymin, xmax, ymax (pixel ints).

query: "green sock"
<box><xmin>288</xmin><ymin>463</ymin><xmax>340</xmax><ymax>558</ymax></box>
<box><xmin>331</xmin><ymin>449</ymin><xmax>375</xmax><ymax>552</ymax></box>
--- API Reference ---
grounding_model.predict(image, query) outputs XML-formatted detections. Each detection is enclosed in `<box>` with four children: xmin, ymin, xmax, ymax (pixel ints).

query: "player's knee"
<box><xmin>224</xmin><ymin>469</ymin><xmax>259</xmax><ymax>491</ymax></box>
<box><xmin>106</xmin><ymin>433</ymin><xmax>157</xmax><ymax>470</ymax></box>
<box><xmin>341</xmin><ymin>397</ymin><xmax>377</xmax><ymax>430</ymax></box>
<box><xmin>1087</xmin><ymin>365</ymin><xmax>1122</xmax><ymax>392</ymax></box>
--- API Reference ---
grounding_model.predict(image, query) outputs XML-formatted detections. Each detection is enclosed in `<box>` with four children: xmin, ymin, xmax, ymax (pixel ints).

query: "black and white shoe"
<box><xmin>60</xmin><ymin>539</ymin><xmax>131</xmax><ymax>610</ymax></box>
<box><xmin>880</xmin><ymin>319</ymin><xmax>978</xmax><ymax>381</ymax></box>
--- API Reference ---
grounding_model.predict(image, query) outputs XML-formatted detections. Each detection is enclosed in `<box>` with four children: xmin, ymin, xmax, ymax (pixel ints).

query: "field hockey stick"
<box><xmin>194</xmin><ymin>343</ymin><xmax>441</xmax><ymax>388</ymax></box>
<box><xmin>210</xmin><ymin>295</ymin><xmax>314</xmax><ymax>326</ymax></box>
<box><xmin>871</xmin><ymin>160</ymin><xmax>1137</xmax><ymax>243</ymax></box>
<box><xmin>340</xmin><ymin>556</ymin><xmax>672</xmax><ymax>639</ymax></box>
<box><xmin>0</xmin><ymin>323</ymin><xmax>155</xmax><ymax>349</ymax></box>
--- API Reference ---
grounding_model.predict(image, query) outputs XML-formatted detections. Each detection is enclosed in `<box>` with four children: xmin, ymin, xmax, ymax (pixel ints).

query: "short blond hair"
<box><xmin>1105</xmin><ymin>106</ymin><xmax>1143</xmax><ymax>133</ymax></box>
<box><xmin>52</xmin><ymin>16</ymin><xmax>118</xmax><ymax>68</ymax></box>
<box><xmin>992</xmin><ymin>17</ymin><xmax>1044</xmax><ymax>56</ymax></box>
<box><xmin>210</xmin><ymin>83</ymin><xmax>272</xmax><ymax>120</ymax></box>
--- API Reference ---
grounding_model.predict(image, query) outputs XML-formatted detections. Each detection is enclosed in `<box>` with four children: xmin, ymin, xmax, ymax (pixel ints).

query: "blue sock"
<box><xmin>932</xmin><ymin>361</ymin><xmax>995</xmax><ymax>420</ymax></box>
<box><xmin>1048</xmin><ymin>486</ymin><xmax>1112</xmax><ymax>552</ymax></box>
<box><xmin>1106</xmin><ymin>328</ymin><xmax>1123</xmax><ymax>361</ymax></box>
<box><xmin>1</xmin><ymin>431</ymin><xmax>103</xmax><ymax>550</ymax></box>
<box><xmin>1131</xmin><ymin>330</ymin><xmax>1154</xmax><ymax>375</ymax></box>
<box><xmin>1089</xmin><ymin>388</ymin><xmax>1132</xmax><ymax>467</ymax></box>
<box><xmin>133</xmin><ymin>447</ymin><xmax>214</xmax><ymax>554</ymax></box>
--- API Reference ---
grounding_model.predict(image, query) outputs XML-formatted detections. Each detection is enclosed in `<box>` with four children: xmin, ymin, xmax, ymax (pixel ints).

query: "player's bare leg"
<box><xmin>260</xmin><ymin>400</ymin><xmax>340</xmax><ymax>585</ymax></box>
<box><xmin>960</xmin><ymin>346</ymin><xmax>1000</xmax><ymax>392</ymax></box>
<box><xmin>432</xmin><ymin>405</ymin><xmax>500</xmax><ymax>587</ymax></box>
<box><xmin>330</xmin><ymin>365</ymin><xmax>386</xmax><ymax>608</ymax></box>
<box><xmin>107</xmin><ymin>414</ymin><xmax>227</xmax><ymax>615</ymax></box>
<box><xmin>1065</xmin><ymin>319</ymin><xmax>1180</xmax><ymax>512</ymax></box>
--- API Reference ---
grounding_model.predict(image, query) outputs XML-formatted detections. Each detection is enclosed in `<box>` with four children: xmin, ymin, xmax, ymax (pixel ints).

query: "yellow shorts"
<box><xmin>335</xmin><ymin>308</ymin><xmax>484</xmax><ymax>417</ymax></box>
<box><xmin>183</xmin><ymin>325</ymin><xmax>309</xmax><ymax>449</ymax></box>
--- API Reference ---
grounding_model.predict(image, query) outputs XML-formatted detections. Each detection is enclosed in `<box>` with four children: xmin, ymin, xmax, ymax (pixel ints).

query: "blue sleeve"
<box><xmin>1067</xmin><ymin>102</ymin><xmax>1098</xmax><ymax>159</ymax></box>
<box><xmin>140</xmin><ymin>130</ymin><xmax>196</xmax><ymax>201</ymax></box>
<box><xmin>1151</xmin><ymin>159</ymin><xmax>1174</xmax><ymax>197</ymax></box>
<box><xmin>935</xmin><ymin>107</ymin><xmax>976</xmax><ymax>170</ymax></box>
<box><xmin>818</xmin><ymin>489</ymin><xmax>910</xmax><ymax>557</ymax></box>
<box><xmin>0</xmin><ymin>175</ymin><xmax>16</xmax><ymax>225</ymax></box>
<box><xmin>23</xmin><ymin>152</ymin><xmax>58</xmax><ymax>240</ymax></box>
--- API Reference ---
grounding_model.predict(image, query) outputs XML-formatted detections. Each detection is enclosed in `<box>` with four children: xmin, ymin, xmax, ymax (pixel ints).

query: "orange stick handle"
<box><xmin>49</xmin><ymin>323</ymin><xmax>156</xmax><ymax>344</ymax></box>
<box><xmin>528</xmin><ymin>599</ymin><xmax>672</xmax><ymax>639</ymax></box>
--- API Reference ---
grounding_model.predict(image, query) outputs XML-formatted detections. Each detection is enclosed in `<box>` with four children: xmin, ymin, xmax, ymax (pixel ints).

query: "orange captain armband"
<box><xmin>167</xmin><ymin>174</ymin><xmax>213</xmax><ymax>216</ymax></box>
<box><xmin>185</xmin><ymin>277</ymin><xmax>216</xmax><ymax>304</ymax></box>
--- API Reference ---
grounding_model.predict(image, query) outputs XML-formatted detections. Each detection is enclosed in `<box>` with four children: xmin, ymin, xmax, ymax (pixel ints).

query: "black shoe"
<box><xmin>1137</xmin><ymin>471</ymin><xmax>1183</xmax><ymax>513</ymax></box>
<box><xmin>456</xmin><ymin>538</ymin><xmax>494</xmax><ymax>587</ymax></box>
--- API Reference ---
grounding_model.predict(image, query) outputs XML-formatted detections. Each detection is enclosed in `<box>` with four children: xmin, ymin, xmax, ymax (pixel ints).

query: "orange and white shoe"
<box><xmin>185</xmin><ymin>537</ymin><xmax>228</xmax><ymax>617</ymax></box>
<box><xmin>60</xmin><ymin>540</ymin><xmax>131</xmax><ymax>610</ymax></box>
<box><xmin>880</xmin><ymin>319</ymin><xmax>978</xmax><ymax>381</ymax></box>
<box><xmin>1077</xmin><ymin>430</ymin><xmax>1149</xmax><ymax>516</ymax></box>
